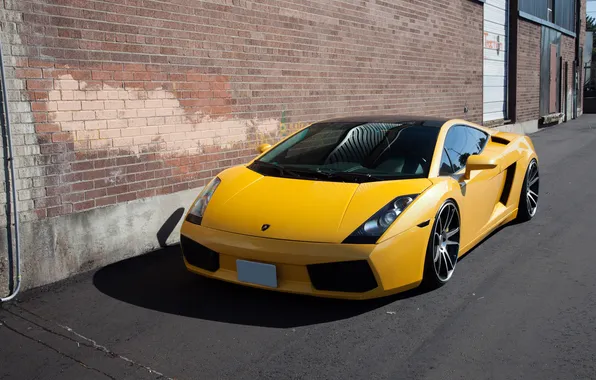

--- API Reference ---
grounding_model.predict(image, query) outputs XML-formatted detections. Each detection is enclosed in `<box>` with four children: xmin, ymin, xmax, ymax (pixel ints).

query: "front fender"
<box><xmin>378</xmin><ymin>179</ymin><xmax>461</xmax><ymax>243</ymax></box>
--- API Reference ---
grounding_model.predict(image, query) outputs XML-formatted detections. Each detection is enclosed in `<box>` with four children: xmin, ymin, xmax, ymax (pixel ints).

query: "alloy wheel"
<box><xmin>526</xmin><ymin>160</ymin><xmax>539</xmax><ymax>217</ymax></box>
<box><xmin>432</xmin><ymin>202</ymin><xmax>460</xmax><ymax>282</ymax></box>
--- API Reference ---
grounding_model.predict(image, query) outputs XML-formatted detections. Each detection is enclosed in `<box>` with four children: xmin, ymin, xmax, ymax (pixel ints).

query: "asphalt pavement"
<box><xmin>2</xmin><ymin>115</ymin><xmax>596</xmax><ymax>380</ymax></box>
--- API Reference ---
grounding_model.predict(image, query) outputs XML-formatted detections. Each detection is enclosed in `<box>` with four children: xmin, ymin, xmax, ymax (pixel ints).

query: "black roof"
<box><xmin>315</xmin><ymin>114</ymin><xmax>449</xmax><ymax>128</ymax></box>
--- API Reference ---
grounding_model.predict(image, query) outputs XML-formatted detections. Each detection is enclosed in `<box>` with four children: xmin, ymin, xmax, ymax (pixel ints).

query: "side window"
<box><xmin>439</xmin><ymin>148</ymin><xmax>455</xmax><ymax>176</ymax></box>
<box><xmin>466</xmin><ymin>127</ymin><xmax>489</xmax><ymax>155</ymax></box>
<box><xmin>442</xmin><ymin>126</ymin><xmax>489</xmax><ymax>174</ymax></box>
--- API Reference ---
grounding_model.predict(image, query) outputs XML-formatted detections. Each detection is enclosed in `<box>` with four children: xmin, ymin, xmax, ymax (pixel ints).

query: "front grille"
<box><xmin>307</xmin><ymin>260</ymin><xmax>378</xmax><ymax>293</ymax></box>
<box><xmin>180</xmin><ymin>235</ymin><xmax>220</xmax><ymax>272</ymax></box>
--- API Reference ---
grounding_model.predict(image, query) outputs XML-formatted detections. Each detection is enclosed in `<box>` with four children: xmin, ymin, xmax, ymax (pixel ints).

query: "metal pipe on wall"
<box><xmin>565</xmin><ymin>62</ymin><xmax>569</xmax><ymax>122</ymax></box>
<box><xmin>0</xmin><ymin>39</ymin><xmax>22</xmax><ymax>303</ymax></box>
<box><xmin>575</xmin><ymin>0</ymin><xmax>582</xmax><ymax>118</ymax></box>
<box><xmin>508</xmin><ymin>0</ymin><xmax>519</xmax><ymax>124</ymax></box>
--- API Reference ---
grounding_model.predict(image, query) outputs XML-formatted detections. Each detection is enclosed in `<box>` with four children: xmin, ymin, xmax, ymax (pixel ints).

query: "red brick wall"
<box><xmin>515</xmin><ymin>1</ymin><xmax>585</xmax><ymax>124</ymax></box>
<box><xmin>561</xmin><ymin>34</ymin><xmax>576</xmax><ymax>116</ymax></box>
<box><xmin>1</xmin><ymin>0</ymin><xmax>483</xmax><ymax>223</ymax></box>
<box><xmin>516</xmin><ymin>20</ymin><xmax>541</xmax><ymax>123</ymax></box>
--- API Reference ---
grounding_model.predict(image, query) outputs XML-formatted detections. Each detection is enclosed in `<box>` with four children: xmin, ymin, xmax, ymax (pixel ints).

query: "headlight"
<box><xmin>343</xmin><ymin>194</ymin><xmax>418</xmax><ymax>244</ymax></box>
<box><xmin>186</xmin><ymin>177</ymin><xmax>221</xmax><ymax>225</ymax></box>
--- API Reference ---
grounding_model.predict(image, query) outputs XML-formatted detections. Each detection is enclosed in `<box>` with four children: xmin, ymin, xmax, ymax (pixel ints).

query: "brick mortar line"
<box><xmin>16</xmin><ymin>85</ymin><xmax>475</xmax><ymax>93</ymax></box>
<box><xmin>16</xmin><ymin>0</ymin><xmax>453</xmax><ymax>34</ymax></box>
<box><xmin>19</xmin><ymin>0</ymin><xmax>383</xmax><ymax>25</ymax></box>
<box><xmin>44</xmin><ymin>44</ymin><xmax>471</xmax><ymax>69</ymax></box>
<box><xmin>12</xmin><ymin>97</ymin><xmax>479</xmax><ymax>122</ymax></box>
<box><xmin>14</xmin><ymin>68</ymin><xmax>478</xmax><ymax>83</ymax></box>
<box><xmin>146</xmin><ymin>0</ymin><xmax>445</xmax><ymax>23</ymax></box>
<box><xmin>11</xmin><ymin>61</ymin><xmax>476</xmax><ymax>81</ymax></box>
<box><xmin>13</xmin><ymin>2</ymin><xmax>475</xmax><ymax>53</ymax></box>
<box><xmin>47</xmin><ymin>179</ymin><xmax>217</xmax><ymax>197</ymax></box>
<box><xmin>17</xmin><ymin>68</ymin><xmax>474</xmax><ymax>82</ymax></box>
<box><xmin>24</xmin><ymin>34</ymin><xmax>475</xmax><ymax>63</ymax></box>
<box><xmin>23</xmin><ymin>94</ymin><xmax>479</xmax><ymax>108</ymax></box>
<box><xmin>10</xmin><ymin>33</ymin><xmax>475</xmax><ymax>67</ymax></box>
<box><xmin>18</xmin><ymin>156</ymin><xmax>258</xmax><ymax>176</ymax></box>
<box><xmin>10</xmin><ymin>25</ymin><xmax>460</xmax><ymax>59</ymax></box>
<box><xmin>5</xmin><ymin>41</ymin><xmax>477</xmax><ymax>73</ymax></box>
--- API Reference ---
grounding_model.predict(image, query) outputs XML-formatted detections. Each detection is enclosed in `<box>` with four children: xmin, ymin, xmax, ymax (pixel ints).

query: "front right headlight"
<box><xmin>186</xmin><ymin>177</ymin><xmax>221</xmax><ymax>225</ymax></box>
<box><xmin>342</xmin><ymin>194</ymin><xmax>418</xmax><ymax>244</ymax></box>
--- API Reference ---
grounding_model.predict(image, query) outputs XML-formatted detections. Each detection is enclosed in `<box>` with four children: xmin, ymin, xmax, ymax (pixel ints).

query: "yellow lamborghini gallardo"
<box><xmin>180</xmin><ymin>116</ymin><xmax>539</xmax><ymax>299</ymax></box>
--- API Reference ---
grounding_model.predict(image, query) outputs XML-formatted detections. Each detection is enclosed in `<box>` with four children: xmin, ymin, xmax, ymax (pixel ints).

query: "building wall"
<box><xmin>578</xmin><ymin>0</ymin><xmax>587</xmax><ymax>115</ymax></box>
<box><xmin>515</xmin><ymin>0</ymin><xmax>585</xmax><ymax>125</ymax></box>
<box><xmin>562</xmin><ymin>34</ymin><xmax>577</xmax><ymax>119</ymax></box>
<box><xmin>0</xmin><ymin>0</ymin><xmax>484</xmax><ymax>291</ymax></box>
<box><xmin>516</xmin><ymin>19</ymin><xmax>541</xmax><ymax>122</ymax></box>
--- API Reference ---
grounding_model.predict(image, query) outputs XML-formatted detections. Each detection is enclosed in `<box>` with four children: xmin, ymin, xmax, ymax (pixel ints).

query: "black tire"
<box><xmin>422</xmin><ymin>199</ymin><xmax>461</xmax><ymax>290</ymax></box>
<box><xmin>516</xmin><ymin>159</ymin><xmax>539</xmax><ymax>222</ymax></box>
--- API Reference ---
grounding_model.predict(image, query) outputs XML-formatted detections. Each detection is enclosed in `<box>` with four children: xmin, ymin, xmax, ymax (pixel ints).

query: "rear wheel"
<box><xmin>516</xmin><ymin>159</ymin><xmax>539</xmax><ymax>222</ymax></box>
<box><xmin>422</xmin><ymin>200</ymin><xmax>461</xmax><ymax>289</ymax></box>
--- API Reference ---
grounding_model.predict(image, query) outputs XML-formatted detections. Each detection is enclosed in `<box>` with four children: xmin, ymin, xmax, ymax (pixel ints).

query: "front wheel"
<box><xmin>422</xmin><ymin>200</ymin><xmax>461</xmax><ymax>289</ymax></box>
<box><xmin>516</xmin><ymin>159</ymin><xmax>539</xmax><ymax>222</ymax></box>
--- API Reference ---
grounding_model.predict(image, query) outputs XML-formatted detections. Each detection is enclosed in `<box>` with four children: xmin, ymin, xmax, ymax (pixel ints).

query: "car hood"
<box><xmin>201</xmin><ymin>166</ymin><xmax>433</xmax><ymax>243</ymax></box>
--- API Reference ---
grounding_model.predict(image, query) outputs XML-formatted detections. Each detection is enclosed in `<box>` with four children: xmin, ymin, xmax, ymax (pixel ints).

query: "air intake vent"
<box><xmin>491</xmin><ymin>136</ymin><xmax>510</xmax><ymax>145</ymax></box>
<box><xmin>181</xmin><ymin>235</ymin><xmax>220</xmax><ymax>272</ymax></box>
<box><xmin>307</xmin><ymin>260</ymin><xmax>378</xmax><ymax>293</ymax></box>
<box><xmin>499</xmin><ymin>163</ymin><xmax>517</xmax><ymax>205</ymax></box>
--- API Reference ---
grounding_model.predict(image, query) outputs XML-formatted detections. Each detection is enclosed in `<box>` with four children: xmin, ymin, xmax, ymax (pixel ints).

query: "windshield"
<box><xmin>249</xmin><ymin>120</ymin><xmax>441</xmax><ymax>183</ymax></box>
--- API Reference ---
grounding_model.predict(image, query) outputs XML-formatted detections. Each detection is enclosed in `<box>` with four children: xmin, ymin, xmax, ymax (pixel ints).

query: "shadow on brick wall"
<box><xmin>92</xmin><ymin>245</ymin><xmax>431</xmax><ymax>328</ymax></box>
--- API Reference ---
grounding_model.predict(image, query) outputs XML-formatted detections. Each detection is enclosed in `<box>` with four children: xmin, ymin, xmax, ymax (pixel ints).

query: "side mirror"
<box><xmin>464</xmin><ymin>154</ymin><xmax>498</xmax><ymax>179</ymax></box>
<box><xmin>257</xmin><ymin>143</ymin><xmax>272</xmax><ymax>154</ymax></box>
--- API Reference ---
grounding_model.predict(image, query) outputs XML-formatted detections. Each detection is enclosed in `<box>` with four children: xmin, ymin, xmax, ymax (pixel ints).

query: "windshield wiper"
<box><xmin>314</xmin><ymin>169</ymin><xmax>387</xmax><ymax>183</ymax></box>
<box><xmin>251</xmin><ymin>162</ymin><xmax>390</xmax><ymax>182</ymax></box>
<box><xmin>251</xmin><ymin>161</ymin><xmax>304</xmax><ymax>179</ymax></box>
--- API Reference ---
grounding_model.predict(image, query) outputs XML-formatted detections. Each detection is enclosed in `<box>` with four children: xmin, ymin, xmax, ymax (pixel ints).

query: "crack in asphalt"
<box><xmin>7</xmin><ymin>305</ymin><xmax>174</xmax><ymax>380</ymax></box>
<box><xmin>0</xmin><ymin>319</ymin><xmax>117</xmax><ymax>380</ymax></box>
<box><xmin>4</xmin><ymin>307</ymin><xmax>103</xmax><ymax>351</ymax></box>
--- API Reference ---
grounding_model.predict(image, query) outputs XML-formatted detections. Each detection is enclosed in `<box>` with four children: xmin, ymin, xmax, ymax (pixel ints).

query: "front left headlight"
<box><xmin>342</xmin><ymin>194</ymin><xmax>418</xmax><ymax>244</ymax></box>
<box><xmin>186</xmin><ymin>177</ymin><xmax>221</xmax><ymax>225</ymax></box>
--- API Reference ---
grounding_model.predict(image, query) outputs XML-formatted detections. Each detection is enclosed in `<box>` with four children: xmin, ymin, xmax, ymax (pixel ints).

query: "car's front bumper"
<box><xmin>180</xmin><ymin>221</ymin><xmax>431</xmax><ymax>300</ymax></box>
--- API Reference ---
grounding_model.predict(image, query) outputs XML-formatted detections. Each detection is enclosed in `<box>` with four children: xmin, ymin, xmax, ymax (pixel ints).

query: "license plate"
<box><xmin>236</xmin><ymin>260</ymin><xmax>278</xmax><ymax>288</ymax></box>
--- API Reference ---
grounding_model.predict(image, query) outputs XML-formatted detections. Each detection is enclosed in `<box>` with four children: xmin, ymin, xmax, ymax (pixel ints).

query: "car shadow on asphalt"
<box><xmin>92</xmin><ymin>245</ymin><xmax>434</xmax><ymax>328</ymax></box>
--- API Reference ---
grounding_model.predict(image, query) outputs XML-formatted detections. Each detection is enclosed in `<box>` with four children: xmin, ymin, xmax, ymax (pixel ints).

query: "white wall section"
<box><xmin>483</xmin><ymin>0</ymin><xmax>509</xmax><ymax>123</ymax></box>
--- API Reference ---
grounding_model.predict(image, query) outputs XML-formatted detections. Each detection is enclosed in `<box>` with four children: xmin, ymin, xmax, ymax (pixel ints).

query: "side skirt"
<box><xmin>458</xmin><ymin>209</ymin><xmax>518</xmax><ymax>258</ymax></box>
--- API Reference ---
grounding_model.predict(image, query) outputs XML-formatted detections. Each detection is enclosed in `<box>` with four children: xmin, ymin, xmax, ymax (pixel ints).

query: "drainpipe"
<box><xmin>508</xmin><ymin>0</ymin><xmax>519</xmax><ymax>124</ymax></box>
<box><xmin>575</xmin><ymin>0</ymin><xmax>582</xmax><ymax>117</ymax></box>
<box><xmin>0</xmin><ymin>39</ymin><xmax>22</xmax><ymax>303</ymax></box>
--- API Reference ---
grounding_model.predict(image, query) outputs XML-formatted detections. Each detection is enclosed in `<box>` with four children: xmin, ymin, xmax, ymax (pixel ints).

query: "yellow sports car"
<box><xmin>180</xmin><ymin>116</ymin><xmax>539</xmax><ymax>300</ymax></box>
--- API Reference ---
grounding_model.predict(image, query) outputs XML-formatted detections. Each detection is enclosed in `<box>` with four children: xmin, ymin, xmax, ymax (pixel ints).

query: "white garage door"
<box><xmin>483</xmin><ymin>0</ymin><xmax>508</xmax><ymax>123</ymax></box>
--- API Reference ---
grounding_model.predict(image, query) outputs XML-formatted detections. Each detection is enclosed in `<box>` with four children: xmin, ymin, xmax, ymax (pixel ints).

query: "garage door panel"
<box><xmin>484</xmin><ymin>4</ymin><xmax>508</xmax><ymax>24</ymax></box>
<box><xmin>484</xmin><ymin>101</ymin><xmax>507</xmax><ymax>114</ymax></box>
<box><xmin>483</xmin><ymin>0</ymin><xmax>508</xmax><ymax>123</ymax></box>
<box><xmin>484</xmin><ymin>75</ymin><xmax>507</xmax><ymax>87</ymax></box>
<box><xmin>484</xmin><ymin>87</ymin><xmax>506</xmax><ymax>103</ymax></box>
<box><xmin>484</xmin><ymin>21</ymin><xmax>507</xmax><ymax>36</ymax></box>
<box><xmin>484</xmin><ymin>48</ymin><xmax>507</xmax><ymax>62</ymax></box>
<box><xmin>484</xmin><ymin>60</ymin><xmax>507</xmax><ymax>77</ymax></box>
<box><xmin>486</xmin><ymin>0</ymin><xmax>507</xmax><ymax>11</ymax></box>
<box><xmin>483</xmin><ymin>111</ymin><xmax>506</xmax><ymax>121</ymax></box>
